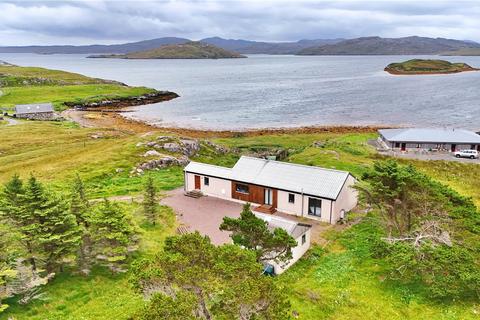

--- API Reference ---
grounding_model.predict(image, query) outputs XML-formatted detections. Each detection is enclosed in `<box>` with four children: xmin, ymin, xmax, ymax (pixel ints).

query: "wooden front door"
<box><xmin>451</xmin><ymin>144</ymin><xmax>456</xmax><ymax>152</ymax></box>
<box><xmin>194</xmin><ymin>175</ymin><xmax>201</xmax><ymax>189</ymax></box>
<box><xmin>401</xmin><ymin>143</ymin><xmax>406</xmax><ymax>151</ymax></box>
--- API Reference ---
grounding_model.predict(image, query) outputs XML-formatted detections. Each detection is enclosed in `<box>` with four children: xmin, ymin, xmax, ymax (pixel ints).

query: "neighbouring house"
<box><xmin>379</xmin><ymin>128</ymin><xmax>480</xmax><ymax>152</ymax></box>
<box><xmin>254</xmin><ymin>212</ymin><xmax>311</xmax><ymax>275</ymax></box>
<box><xmin>14</xmin><ymin>103</ymin><xmax>56</xmax><ymax>120</ymax></box>
<box><xmin>184</xmin><ymin>156</ymin><xmax>358</xmax><ymax>224</ymax></box>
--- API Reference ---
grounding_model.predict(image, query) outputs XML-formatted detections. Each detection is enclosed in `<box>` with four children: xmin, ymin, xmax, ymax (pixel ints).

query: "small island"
<box><xmin>88</xmin><ymin>41</ymin><xmax>246</xmax><ymax>59</ymax></box>
<box><xmin>384</xmin><ymin>59</ymin><xmax>479</xmax><ymax>75</ymax></box>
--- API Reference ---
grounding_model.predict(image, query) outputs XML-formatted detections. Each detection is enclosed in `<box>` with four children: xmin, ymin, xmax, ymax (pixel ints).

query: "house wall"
<box><xmin>16</xmin><ymin>112</ymin><xmax>55</xmax><ymax>120</ymax></box>
<box><xmin>302</xmin><ymin>196</ymin><xmax>334</xmax><ymax>223</ymax></box>
<box><xmin>276</xmin><ymin>190</ymin><xmax>303</xmax><ymax>216</ymax></box>
<box><xmin>332</xmin><ymin>175</ymin><xmax>358</xmax><ymax>223</ymax></box>
<box><xmin>385</xmin><ymin>139</ymin><xmax>478</xmax><ymax>153</ymax></box>
<box><xmin>271</xmin><ymin>228</ymin><xmax>311</xmax><ymax>275</ymax></box>
<box><xmin>185</xmin><ymin>172</ymin><xmax>232</xmax><ymax>200</ymax></box>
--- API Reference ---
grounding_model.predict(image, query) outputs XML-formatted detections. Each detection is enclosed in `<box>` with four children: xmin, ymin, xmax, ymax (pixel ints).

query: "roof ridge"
<box><xmin>239</xmin><ymin>155</ymin><xmax>350</xmax><ymax>175</ymax></box>
<box><xmin>187</xmin><ymin>161</ymin><xmax>233</xmax><ymax>170</ymax></box>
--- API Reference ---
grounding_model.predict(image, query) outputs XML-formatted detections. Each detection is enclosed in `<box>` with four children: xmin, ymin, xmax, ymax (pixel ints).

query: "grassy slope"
<box><xmin>1</xmin><ymin>123</ymin><xmax>479</xmax><ymax>319</ymax></box>
<box><xmin>385</xmin><ymin>59</ymin><xmax>477</xmax><ymax>74</ymax></box>
<box><xmin>0</xmin><ymin>122</ymin><xmax>184</xmax><ymax>198</ymax></box>
<box><xmin>0</xmin><ymin>65</ymin><xmax>157</xmax><ymax>111</ymax></box>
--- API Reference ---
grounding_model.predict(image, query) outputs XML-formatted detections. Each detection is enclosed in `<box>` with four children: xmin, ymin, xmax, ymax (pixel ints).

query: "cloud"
<box><xmin>0</xmin><ymin>0</ymin><xmax>479</xmax><ymax>45</ymax></box>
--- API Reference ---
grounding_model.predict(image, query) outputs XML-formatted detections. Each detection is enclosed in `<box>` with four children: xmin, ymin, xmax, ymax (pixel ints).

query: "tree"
<box><xmin>355</xmin><ymin>160</ymin><xmax>448</xmax><ymax>238</ymax></box>
<box><xmin>132</xmin><ymin>232</ymin><xmax>291</xmax><ymax>320</ymax></box>
<box><xmin>220</xmin><ymin>203</ymin><xmax>297</xmax><ymax>264</ymax></box>
<box><xmin>89</xmin><ymin>199</ymin><xmax>138</xmax><ymax>273</ymax></box>
<box><xmin>22</xmin><ymin>175</ymin><xmax>81</xmax><ymax>273</ymax></box>
<box><xmin>0</xmin><ymin>175</ymin><xmax>81</xmax><ymax>273</ymax></box>
<box><xmin>143</xmin><ymin>176</ymin><xmax>159</xmax><ymax>225</ymax></box>
<box><xmin>69</xmin><ymin>174</ymin><xmax>92</xmax><ymax>274</ymax></box>
<box><xmin>357</xmin><ymin>160</ymin><xmax>480</xmax><ymax>300</ymax></box>
<box><xmin>0</xmin><ymin>224</ymin><xmax>17</xmax><ymax>313</ymax></box>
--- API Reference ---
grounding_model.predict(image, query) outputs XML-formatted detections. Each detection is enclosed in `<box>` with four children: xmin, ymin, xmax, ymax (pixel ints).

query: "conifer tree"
<box><xmin>23</xmin><ymin>175</ymin><xmax>81</xmax><ymax>273</ymax></box>
<box><xmin>89</xmin><ymin>199</ymin><xmax>138</xmax><ymax>273</ymax></box>
<box><xmin>69</xmin><ymin>174</ymin><xmax>92</xmax><ymax>274</ymax></box>
<box><xmin>143</xmin><ymin>176</ymin><xmax>159</xmax><ymax>225</ymax></box>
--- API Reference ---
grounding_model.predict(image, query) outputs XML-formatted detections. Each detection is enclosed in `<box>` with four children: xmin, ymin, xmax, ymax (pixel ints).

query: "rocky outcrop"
<box><xmin>132</xmin><ymin>155</ymin><xmax>189</xmax><ymax>175</ymax></box>
<box><xmin>64</xmin><ymin>91</ymin><xmax>179</xmax><ymax>111</ymax></box>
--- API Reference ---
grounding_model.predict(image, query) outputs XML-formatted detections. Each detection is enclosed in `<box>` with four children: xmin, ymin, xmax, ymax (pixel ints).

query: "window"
<box><xmin>302</xmin><ymin>234</ymin><xmax>306</xmax><ymax>245</ymax></box>
<box><xmin>288</xmin><ymin>193</ymin><xmax>295</xmax><ymax>203</ymax></box>
<box><xmin>204</xmin><ymin>177</ymin><xmax>209</xmax><ymax>186</ymax></box>
<box><xmin>235</xmin><ymin>184</ymin><xmax>249</xmax><ymax>194</ymax></box>
<box><xmin>394</xmin><ymin>142</ymin><xmax>400</xmax><ymax>148</ymax></box>
<box><xmin>308</xmin><ymin>198</ymin><xmax>322</xmax><ymax>217</ymax></box>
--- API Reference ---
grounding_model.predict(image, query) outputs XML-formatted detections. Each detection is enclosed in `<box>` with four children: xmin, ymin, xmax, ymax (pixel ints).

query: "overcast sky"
<box><xmin>1</xmin><ymin>0</ymin><xmax>480</xmax><ymax>46</ymax></box>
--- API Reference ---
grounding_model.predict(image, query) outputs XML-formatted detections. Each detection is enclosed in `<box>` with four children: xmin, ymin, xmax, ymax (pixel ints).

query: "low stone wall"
<box><xmin>16</xmin><ymin>112</ymin><xmax>56</xmax><ymax>120</ymax></box>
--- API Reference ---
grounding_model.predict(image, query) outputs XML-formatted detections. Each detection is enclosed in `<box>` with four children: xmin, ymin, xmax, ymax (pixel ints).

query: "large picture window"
<box><xmin>308</xmin><ymin>198</ymin><xmax>322</xmax><ymax>217</ymax></box>
<box><xmin>235</xmin><ymin>184</ymin><xmax>249</xmax><ymax>194</ymax></box>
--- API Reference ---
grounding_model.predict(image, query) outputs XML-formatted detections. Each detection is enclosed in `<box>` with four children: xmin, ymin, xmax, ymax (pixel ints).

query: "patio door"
<box><xmin>264</xmin><ymin>188</ymin><xmax>273</xmax><ymax>205</ymax></box>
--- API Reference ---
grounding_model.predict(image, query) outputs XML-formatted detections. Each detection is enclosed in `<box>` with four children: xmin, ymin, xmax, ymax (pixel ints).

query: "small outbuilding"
<box><xmin>14</xmin><ymin>103</ymin><xmax>55</xmax><ymax>120</ymax></box>
<box><xmin>184</xmin><ymin>156</ymin><xmax>358</xmax><ymax>224</ymax></box>
<box><xmin>254</xmin><ymin>212</ymin><xmax>311</xmax><ymax>275</ymax></box>
<box><xmin>379</xmin><ymin>128</ymin><xmax>480</xmax><ymax>152</ymax></box>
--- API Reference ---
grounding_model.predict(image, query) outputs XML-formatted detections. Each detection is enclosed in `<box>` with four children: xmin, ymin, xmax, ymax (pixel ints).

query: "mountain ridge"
<box><xmin>297</xmin><ymin>36</ymin><xmax>480</xmax><ymax>55</ymax></box>
<box><xmin>0</xmin><ymin>36</ymin><xmax>478</xmax><ymax>55</ymax></box>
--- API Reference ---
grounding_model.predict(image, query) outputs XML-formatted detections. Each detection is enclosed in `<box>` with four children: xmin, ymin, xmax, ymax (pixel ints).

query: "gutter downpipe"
<box><xmin>329</xmin><ymin>200</ymin><xmax>333</xmax><ymax>224</ymax></box>
<box><xmin>184</xmin><ymin>171</ymin><xmax>187</xmax><ymax>192</ymax></box>
<box><xmin>301</xmin><ymin>188</ymin><xmax>304</xmax><ymax>217</ymax></box>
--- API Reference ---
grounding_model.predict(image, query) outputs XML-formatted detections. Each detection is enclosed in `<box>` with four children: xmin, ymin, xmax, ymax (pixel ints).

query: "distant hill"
<box><xmin>384</xmin><ymin>59</ymin><xmax>479</xmax><ymax>75</ymax></box>
<box><xmin>0</xmin><ymin>37</ymin><xmax>190</xmax><ymax>54</ymax></box>
<box><xmin>297</xmin><ymin>36</ymin><xmax>480</xmax><ymax>55</ymax></box>
<box><xmin>200</xmin><ymin>37</ymin><xmax>344</xmax><ymax>54</ymax></box>
<box><xmin>0</xmin><ymin>37</ymin><xmax>343</xmax><ymax>55</ymax></box>
<box><xmin>442</xmin><ymin>48</ymin><xmax>480</xmax><ymax>56</ymax></box>
<box><xmin>88</xmin><ymin>42</ymin><xmax>246</xmax><ymax>59</ymax></box>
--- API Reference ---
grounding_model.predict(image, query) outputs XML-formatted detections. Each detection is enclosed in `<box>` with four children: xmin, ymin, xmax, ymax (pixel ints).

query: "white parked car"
<box><xmin>454</xmin><ymin>149</ymin><xmax>479</xmax><ymax>159</ymax></box>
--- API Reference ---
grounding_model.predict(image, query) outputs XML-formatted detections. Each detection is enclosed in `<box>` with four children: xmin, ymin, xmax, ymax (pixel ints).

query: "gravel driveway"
<box><xmin>161</xmin><ymin>188</ymin><xmax>243</xmax><ymax>245</ymax></box>
<box><xmin>161</xmin><ymin>188</ymin><xmax>333</xmax><ymax>245</ymax></box>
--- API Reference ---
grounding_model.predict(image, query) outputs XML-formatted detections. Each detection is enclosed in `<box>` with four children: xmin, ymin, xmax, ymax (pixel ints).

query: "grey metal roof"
<box><xmin>184</xmin><ymin>161</ymin><xmax>232</xmax><ymax>179</ymax></box>
<box><xmin>185</xmin><ymin>156</ymin><xmax>351</xmax><ymax>200</ymax></box>
<box><xmin>15</xmin><ymin>103</ymin><xmax>54</xmax><ymax>114</ymax></box>
<box><xmin>379</xmin><ymin>128</ymin><xmax>480</xmax><ymax>144</ymax></box>
<box><xmin>254</xmin><ymin>212</ymin><xmax>311</xmax><ymax>239</ymax></box>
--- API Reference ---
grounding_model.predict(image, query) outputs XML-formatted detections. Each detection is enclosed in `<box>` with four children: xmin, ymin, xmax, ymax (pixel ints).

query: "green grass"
<box><xmin>0</xmin><ymin>65</ymin><xmax>110</xmax><ymax>85</ymax></box>
<box><xmin>0</xmin><ymin>122</ymin><xmax>184</xmax><ymax>198</ymax></box>
<box><xmin>279</xmin><ymin>221</ymin><xmax>480</xmax><ymax>320</ymax></box>
<box><xmin>0</xmin><ymin>84</ymin><xmax>156</xmax><ymax>111</ymax></box>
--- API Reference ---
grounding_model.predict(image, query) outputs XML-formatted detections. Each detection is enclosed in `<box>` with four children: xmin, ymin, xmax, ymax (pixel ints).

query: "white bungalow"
<box><xmin>378</xmin><ymin>128</ymin><xmax>480</xmax><ymax>153</ymax></box>
<box><xmin>184</xmin><ymin>156</ymin><xmax>358</xmax><ymax>224</ymax></box>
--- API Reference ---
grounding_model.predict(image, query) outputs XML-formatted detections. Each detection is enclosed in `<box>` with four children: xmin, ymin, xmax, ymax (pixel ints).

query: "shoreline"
<box><xmin>63</xmin><ymin>109</ymin><xmax>389</xmax><ymax>137</ymax></box>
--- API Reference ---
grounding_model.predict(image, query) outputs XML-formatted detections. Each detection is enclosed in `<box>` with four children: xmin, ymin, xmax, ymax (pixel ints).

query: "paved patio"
<box><xmin>161</xmin><ymin>188</ymin><xmax>332</xmax><ymax>245</ymax></box>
